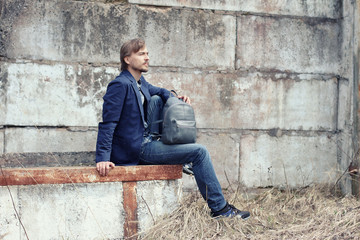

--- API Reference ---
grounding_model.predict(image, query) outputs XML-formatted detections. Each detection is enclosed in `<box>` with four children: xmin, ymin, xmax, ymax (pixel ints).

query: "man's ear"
<box><xmin>124</xmin><ymin>56</ymin><xmax>130</xmax><ymax>65</ymax></box>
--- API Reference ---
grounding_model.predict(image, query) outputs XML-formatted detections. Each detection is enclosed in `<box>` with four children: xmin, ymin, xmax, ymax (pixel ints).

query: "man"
<box><xmin>95</xmin><ymin>38</ymin><xmax>250</xmax><ymax>219</ymax></box>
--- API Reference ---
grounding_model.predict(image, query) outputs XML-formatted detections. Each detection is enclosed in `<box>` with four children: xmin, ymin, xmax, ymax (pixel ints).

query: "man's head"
<box><xmin>120</xmin><ymin>38</ymin><xmax>149</xmax><ymax>73</ymax></box>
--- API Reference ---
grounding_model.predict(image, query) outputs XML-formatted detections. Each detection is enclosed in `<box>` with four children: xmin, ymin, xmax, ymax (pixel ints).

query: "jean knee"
<box><xmin>192</xmin><ymin>144</ymin><xmax>210</xmax><ymax>165</ymax></box>
<box><xmin>150</xmin><ymin>95</ymin><xmax>162</xmax><ymax>106</ymax></box>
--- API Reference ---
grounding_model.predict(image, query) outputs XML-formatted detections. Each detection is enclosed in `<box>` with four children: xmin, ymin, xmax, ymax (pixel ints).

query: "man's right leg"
<box><xmin>139</xmin><ymin>140</ymin><xmax>227</xmax><ymax>212</ymax></box>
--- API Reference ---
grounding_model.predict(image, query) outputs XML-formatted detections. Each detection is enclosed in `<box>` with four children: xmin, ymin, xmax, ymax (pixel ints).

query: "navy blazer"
<box><xmin>95</xmin><ymin>70</ymin><xmax>171</xmax><ymax>165</ymax></box>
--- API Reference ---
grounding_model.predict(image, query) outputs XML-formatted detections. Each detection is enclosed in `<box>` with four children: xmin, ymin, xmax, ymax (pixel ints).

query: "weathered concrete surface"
<box><xmin>137</xmin><ymin>180</ymin><xmax>183</xmax><ymax>234</ymax></box>
<box><xmin>1</xmin><ymin>62</ymin><xmax>117</xmax><ymax>126</ymax></box>
<box><xmin>240</xmin><ymin>133</ymin><xmax>338</xmax><ymax>188</ymax></box>
<box><xmin>0</xmin><ymin>128</ymin><xmax>4</xmax><ymax>154</ymax></box>
<box><xmin>336</xmin><ymin>129</ymin><xmax>355</xmax><ymax>194</ymax></box>
<box><xmin>0</xmin><ymin>183</ymin><xmax>125</xmax><ymax>239</ymax></box>
<box><xmin>146</xmin><ymin>71</ymin><xmax>338</xmax><ymax>130</ymax></box>
<box><xmin>237</xmin><ymin>16</ymin><xmax>341</xmax><ymax>74</ymax></box>
<box><xmin>0</xmin><ymin>186</ymin><xmax>24</xmax><ymax>240</ymax></box>
<box><xmin>336</xmin><ymin>0</ymin><xmax>359</xmax><ymax>196</ymax></box>
<box><xmin>197</xmin><ymin>131</ymin><xmax>240</xmax><ymax>187</ymax></box>
<box><xmin>0</xmin><ymin>64</ymin><xmax>6</xmax><ymax>125</ymax></box>
<box><xmin>1</xmin><ymin>1</ymin><xmax>236</xmax><ymax>70</ymax></box>
<box><xmin>338</xmin><ymin>79</ymin><xmax>352</xmax><ymax>131</ymax></box>
<box><xmin>182</xmin><ymin>130</ymin><xmax>340</xmax><ymax>191</ymax></box>
<box><xmin>4</xmin><ymin>127</ymin><xmax>97</xmax><ymax>153</ymax></box>
<box><xmin>130</xmin><ymin>0</ymin><xmax>341</xmax><ymax>18</ymax></box>
<box><xmin>0</xmin><ymin>0</ymin><xmax>129</xmax><ymax>63</ymax></box>
<box><xmin>355</xmin><ymin>0</ymin><xmax>360</xmax><ymax>197</ymax></box>
<box><xmin>340</xmin><ymin>0</ymin><xmax>357</xmax><ymax>80</ymax></box>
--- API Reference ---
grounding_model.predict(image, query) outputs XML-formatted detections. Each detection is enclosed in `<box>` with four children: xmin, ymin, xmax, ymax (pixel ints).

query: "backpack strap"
<box><xmin>170</xmin><ymin>89</ymin><xmax>178</xmax><ymax>97</ymax></box>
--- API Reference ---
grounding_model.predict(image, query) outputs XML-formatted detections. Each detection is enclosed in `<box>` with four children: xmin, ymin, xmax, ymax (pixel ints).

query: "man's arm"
<box><xmin>143</xmin><ymin>78</ymin><xmax>191</xmax><ymax>105</ymax></box>
<box><xmin>95</xmin><ymin>79</ymin><xmax>127</xmax><ymax>175</ymax></box>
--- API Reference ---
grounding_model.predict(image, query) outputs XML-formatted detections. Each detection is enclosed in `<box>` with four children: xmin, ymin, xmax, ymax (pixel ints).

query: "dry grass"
<box><xmin>141</xmin><ymin>184</ymin><xmax>360</xmax><ymax>240</ymax></box>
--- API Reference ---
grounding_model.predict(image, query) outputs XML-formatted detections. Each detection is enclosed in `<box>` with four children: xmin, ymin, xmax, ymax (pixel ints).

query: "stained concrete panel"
<box><xmin>145</xmin><ymin>71</ymin><xmax>338</xmax><ymax>130</ymax></box>
<box><xmin>3</xmin><ymin>62</ymin><xmax>118</xmax><ymax>126</ymax></box>
<box><xmin>237</xmin><ymin>15</ymin><xmax>341</xmax><ymax>74</ymax></box>
<box><xmin>197</xmin><ymin>131</ymin><xmax>240</xmax><ymax>187</ymax></box>
<box><xmin>4</xmin><ymin>127</ymin><xmax>97</xmax><ymax>153</ymax></box>
<box><xmin>138</xmin><ymin>8</ymin><xmax>236</xmax><ymax>70</ymax></box>
<box><xmin>240</xmin><ymin>134</ymin><xmax>338</xmax><ymax>188</ymax></box>
<box><xmin>1</xmin><ymin>0</ymin><xmax>130</xmax><ymax>63</ymax></box>
<box><xmin>181</xmin><ymin>131</ymin><xmax>240</xmax><ymax>191</ymax></box>
<box><xmin>181</xmin><ymin>173</ymin><xmax>198</xmax><ymax>192</ymax></box>
<box><xmin>0</xmin><ymin>187</ymin><xmax>19</xmax><ymax>240</ymax></box>
<box><xmin>0</xmin><ymin>129</ymin><xmax>4</xmax><ymax>154</ymax></box>
<box><xmin>11</xmin><ymin>183</ymin><xmax>124</xmax><ymax>239</ymax></box>
<box><xmin>130</xmin><ymin>0</ymin><xmax>341</xmax><ymax>19</ymax></box>
<box><xmin>137</xmin><ymin>180</ymin><xmax>182</xmax><ymax>233</ymax></box>
<box><xmin>0</xmin><ymin>63</ymin><xmax>6</xmax><ymax>125</ymax></box>
<box><xmin>338</xmin><ymin>80</ymin><xmax>352</xmax><ymax>131</ymax></box>
<box><xmin>2</xmin><ymin>1</ymin><xmax>236</xmax><ymax>70</ymax></box>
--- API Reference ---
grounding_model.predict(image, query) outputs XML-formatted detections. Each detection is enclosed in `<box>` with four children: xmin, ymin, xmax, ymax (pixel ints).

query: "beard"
<box><xmin>132</xmin><ymin>63</ymin><xmax>149</xmax><ymax>73</ymax></box>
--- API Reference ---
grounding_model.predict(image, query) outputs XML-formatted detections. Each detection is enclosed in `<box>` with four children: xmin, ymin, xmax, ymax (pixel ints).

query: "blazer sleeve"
<box><xmin>142</xmin><ymin>78</ymin><xmax>172</xmax><ymax>102</ymax></box>
<box><xmin>95</xmin><ymin>80</ymin><xmax>127</xmax><ymax>163</ymax></box>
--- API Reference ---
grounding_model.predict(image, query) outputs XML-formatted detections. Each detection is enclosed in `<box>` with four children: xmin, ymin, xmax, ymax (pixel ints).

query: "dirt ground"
<box><xmin>141</xmin><ymin>184</ymin><xmax>360</xmax><ymax>240</ymax></box>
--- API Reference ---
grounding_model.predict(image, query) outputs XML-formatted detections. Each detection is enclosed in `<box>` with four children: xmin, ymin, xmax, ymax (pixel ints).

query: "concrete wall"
<box><xmin>0</xmin><ymin>0</ymin><xmax>358</xmax><ymax>191</ymax></box>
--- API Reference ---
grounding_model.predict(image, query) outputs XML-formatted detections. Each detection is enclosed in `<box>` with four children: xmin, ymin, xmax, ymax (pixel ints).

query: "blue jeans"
<box><xmin>139</xmin><ymin>96</ymin><xmax>227</xmax><ymax>212</ymax></box>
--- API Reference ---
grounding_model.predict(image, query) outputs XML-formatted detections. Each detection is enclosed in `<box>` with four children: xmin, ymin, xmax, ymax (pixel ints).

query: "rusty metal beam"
<box><xmin>0</xmin><ymin>165</ymin><xmax>183</xmax><ymax>186</ymax></box>
<box><xmin>123</xmin><ymin>181</ymin><xmax>138</xmax><ymax>239</ymax></box>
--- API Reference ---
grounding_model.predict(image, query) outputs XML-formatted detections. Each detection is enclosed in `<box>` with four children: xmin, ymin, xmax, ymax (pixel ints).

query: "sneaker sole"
<box><xmin>213</xmin><ymin>215</ymin><xmax>251</xmax><ymax>220</ymax></box>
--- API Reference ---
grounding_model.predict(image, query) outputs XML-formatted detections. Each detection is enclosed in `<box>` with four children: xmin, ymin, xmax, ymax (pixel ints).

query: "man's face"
<box><xmin>125</xmin><ymin>46</ymin><xmax>149</xmax><ymax>73</ymax></box>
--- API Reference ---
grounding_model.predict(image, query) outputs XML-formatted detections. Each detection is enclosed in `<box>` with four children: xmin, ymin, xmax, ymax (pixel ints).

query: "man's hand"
<box><xmin>178</xmin><ymin>95</ymin><xmax>191</xmax><ymax>105</ymax></box>
<box><xmin>96</xmin><ymin>161</ymin><xmax>115</xmax><ymax>176</ymax></box>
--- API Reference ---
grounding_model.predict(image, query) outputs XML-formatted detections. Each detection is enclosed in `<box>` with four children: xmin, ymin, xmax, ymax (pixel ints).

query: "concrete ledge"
<box><xmin>0</xmin><ymin>165</ymin><xmax>183</xmax><ymax>239</ymax></box>
<box><xmin>0</xmin><ymin>152</ymin><xmax>96</xmax><ymax>168</ymax></box>
<box><xmin>129</xmin><ymin>0</ymin><xmax>341</xmax><ymax>18</ymax></box>
<box><xmin>0</xmin><ymin>165</ymin><xmax>182</xmax><ymax>186</ymax></box>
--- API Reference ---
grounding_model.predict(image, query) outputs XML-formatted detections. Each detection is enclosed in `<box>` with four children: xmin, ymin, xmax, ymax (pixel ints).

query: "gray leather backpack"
<box><xmin>161</xmin><ymin>94</ymin><xmax>197</xmax><ymax>144</ymax></box>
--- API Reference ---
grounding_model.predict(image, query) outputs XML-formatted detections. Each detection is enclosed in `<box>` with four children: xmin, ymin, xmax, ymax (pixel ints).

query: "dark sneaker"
<box><xmin>182</xmin><ymin>163</ymin><xmax>194</xmax><ymax>175</ymax></box>
<box><xmin>211</xmin><ymin>203</ymin><xmax>250</xmax><ymax>220</ymax></box>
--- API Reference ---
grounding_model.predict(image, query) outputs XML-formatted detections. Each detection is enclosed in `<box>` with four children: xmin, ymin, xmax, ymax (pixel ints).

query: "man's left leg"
<box><xmin>139</xmin><ymin>140</ymin><xmax>250</xmax><ymax>219</ymax></box>
<box><xmin>146</xmin><ymin>95</ymin><xmax>163</xmax><ymax>135</ymax></box>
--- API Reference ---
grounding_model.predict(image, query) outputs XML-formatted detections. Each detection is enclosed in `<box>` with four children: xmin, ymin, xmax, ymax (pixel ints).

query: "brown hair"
<box><xmin>120</xmin><ymin>38</ymin><xmax>146</xmax><ymax>71</ymax></box>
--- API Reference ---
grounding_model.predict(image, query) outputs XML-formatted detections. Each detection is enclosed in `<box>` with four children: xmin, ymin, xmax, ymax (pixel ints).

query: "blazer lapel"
<box><xmin>126</xmin><ymin>73</ymin><xmax>146</xmax><ymax>127</ymax></box>
<box><xmin>139</xmin><ymin>76</ymin><xmax>151</xmax><ymax>103</ymax></box>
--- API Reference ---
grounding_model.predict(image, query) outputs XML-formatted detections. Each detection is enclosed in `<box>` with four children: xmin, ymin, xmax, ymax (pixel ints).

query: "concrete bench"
<box><xmin>0</xmin><ymin>165</ymin><xmax>183</xmax><ymax>239</ymax></box>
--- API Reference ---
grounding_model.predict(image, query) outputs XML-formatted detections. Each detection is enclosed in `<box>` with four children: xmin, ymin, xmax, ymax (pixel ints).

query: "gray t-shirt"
<box><xmin>137</xmin><ymin>80</ymin><xmax>145</xmax><ymax>105</ymax></box>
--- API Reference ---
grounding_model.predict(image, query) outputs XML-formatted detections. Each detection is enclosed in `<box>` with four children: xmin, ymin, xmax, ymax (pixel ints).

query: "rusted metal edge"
<box><xmin>123</xmin><ymin>181</ymin><xmax>138</xmax><ymax>239</ymax></box>
<box><xmin>0</xmin><ymin>165</ymin><xmax>182</xmax><ymax>186</ymax></box>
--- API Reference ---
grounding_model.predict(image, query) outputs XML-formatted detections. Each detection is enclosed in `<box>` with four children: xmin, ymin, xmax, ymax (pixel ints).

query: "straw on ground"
<box><xmin>141</xmin><ymin>184</ymin><xmax>360</xmax><ymax>240</ymax></box>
